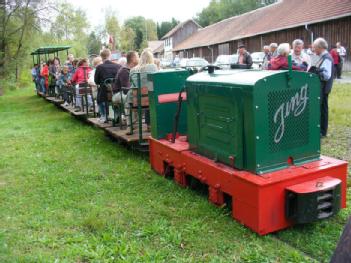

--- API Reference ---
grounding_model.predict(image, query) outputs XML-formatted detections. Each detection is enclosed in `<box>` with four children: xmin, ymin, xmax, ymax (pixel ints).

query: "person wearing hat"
<box><xmin>237</xmin><ymin>44</ymin><xmax>253</xmax><ymax>69</ymax></box>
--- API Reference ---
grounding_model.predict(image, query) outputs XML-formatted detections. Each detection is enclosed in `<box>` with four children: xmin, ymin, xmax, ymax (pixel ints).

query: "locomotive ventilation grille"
<box><xmin>268</xmin><ymin>88</ymin><xmax>310</xmax><ymax>153</ymax></box>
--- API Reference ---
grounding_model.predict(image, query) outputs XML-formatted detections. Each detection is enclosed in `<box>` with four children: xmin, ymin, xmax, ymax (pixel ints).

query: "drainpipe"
<box><xmin>208</xmin><ymin>45</ymin><xmax>214</xmax><ymax>63</ymax></box>
<box><xmin>305</xmin><ymin>24</ymin><xmax>314</xmax><ymax>45</ymax></box>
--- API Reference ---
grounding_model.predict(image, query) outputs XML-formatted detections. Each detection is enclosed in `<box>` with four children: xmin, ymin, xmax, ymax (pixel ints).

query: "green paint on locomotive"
<box><xmin>148</xmin><ymin>69</ymin><xmax>190</xmax><ymax>139</ymax></box>
<box><xmin>186</xmin><ymin>69</ymin><xmax>321</xmax><ymax>174</ymax></box>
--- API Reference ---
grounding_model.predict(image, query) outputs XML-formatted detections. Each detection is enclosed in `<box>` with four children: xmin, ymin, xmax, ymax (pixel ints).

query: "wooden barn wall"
<box><xmin>176</xmin><ymin>16</ymin><xmax>351</xmax><ymax>65</ymax></box>
<box><xmin>172</xmin><ymin>22</ymin><xmax>201</xmax><ymax>49</ymax></box>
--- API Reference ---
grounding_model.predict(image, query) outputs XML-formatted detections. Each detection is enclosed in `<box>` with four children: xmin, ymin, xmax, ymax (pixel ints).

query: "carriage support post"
<box><xmin>137</xmin><ymin>73</ymin><xmax>143</xmax><ymax>143</ymax></box>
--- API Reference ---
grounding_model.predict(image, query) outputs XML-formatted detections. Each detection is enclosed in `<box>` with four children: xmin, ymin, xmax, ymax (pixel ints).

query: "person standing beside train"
<box><xmin>291</xmin><ymin>39</ymin><xmax>311</xmax><ymax>71</ymax></box>
<box><xmin>237</xmin><ymin>45</ymin><xmax>253</xmax><ymax>69</ymax></box>
<box><xmin>311</xmin><ymin>38</ymin><xmax>333</xmax><ymax>138</ymax></box>
<box><xmin>336</xmin><ymin>42</ymin><xmax>347</xmax><ymax>79</ymax></box>
<box><xmin>329</xmin><ymin>45</ymin><xmax>340</xmax><ymax>79</ymax></box>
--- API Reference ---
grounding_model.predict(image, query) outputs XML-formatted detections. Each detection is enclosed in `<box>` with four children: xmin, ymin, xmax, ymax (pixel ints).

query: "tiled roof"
<box><xmin>174</xmin><ymin>0</ymin><xmax>351</xmax><ymax>51</ymax></box>
<box><xmin>148</xmin><ymin>41</ymin><xmax>163</xmax><ymax>53</ymax></box>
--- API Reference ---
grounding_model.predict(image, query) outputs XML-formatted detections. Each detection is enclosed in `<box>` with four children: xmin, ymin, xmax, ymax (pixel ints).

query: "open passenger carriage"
<box><xmin>31</xmin><ymin>46</ymin><xmax>71</xmax><ymax>100</ymax></box>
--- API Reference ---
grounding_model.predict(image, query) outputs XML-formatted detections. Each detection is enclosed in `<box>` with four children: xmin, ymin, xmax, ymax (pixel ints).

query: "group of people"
<box><xmin>262</xmin><ymin>40</ymin><xmax>347</xmax><ymax>79</ymax></box>
<box><xmin>31</xmin><ymin>55</ymin><xmax>78</xmax><ymax>99</ymax></box>
<box><xmin>32</xmin><ymin>48</ymin><xmax>159</xmax><ymax>134</ymax></box>
<box><xmin>32</xmin><ymin>38</ymin><xmax>347</xmax><ymax>138</ymax></box>
<box><xmin>238</xmin><ymin>38</ymin><xmax>346</xmax><ymax>137</ymax></box>
<box><xmin>92</xmin><ymin>48</ymin><xmax>158</xmax><ymax>133</ymax></box>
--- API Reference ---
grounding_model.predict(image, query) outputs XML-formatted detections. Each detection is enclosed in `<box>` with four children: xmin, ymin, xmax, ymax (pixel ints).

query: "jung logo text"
<box><xmin>273</xmin><ymin>84</ymin><xmax>309</xmax><ymax>144</ymax></box>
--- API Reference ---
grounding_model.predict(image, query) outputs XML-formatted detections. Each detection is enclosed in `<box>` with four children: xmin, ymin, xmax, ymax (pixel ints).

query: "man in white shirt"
<box><xmin>336</xmin><ymin>42</ymin><xmax>347</xmax><ymax>78</ymax></box>
<box><xmin>313</xmin><ymin>38</ymin><xmax>333</xmax><ymax>137</ymax></box>
<box><xmin>291</xmin><ymin>39</ymin><xmax>311</xmax><ymax>71</ymax></box>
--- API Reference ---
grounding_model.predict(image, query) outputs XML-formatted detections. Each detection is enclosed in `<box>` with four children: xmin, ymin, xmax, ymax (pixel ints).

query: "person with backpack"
<box><xmin>94</xmin><ymin>49</ymin><xmax>121</xmax><ymax>123</ymax></box>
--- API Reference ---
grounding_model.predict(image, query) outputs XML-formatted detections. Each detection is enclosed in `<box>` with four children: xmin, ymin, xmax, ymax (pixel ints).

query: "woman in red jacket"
<box><xmin>71</xmin><ymin>58</ymin><xmax>92</xmax><ymax>111</ymax></box>
<box><xmin>268</xmin><ymin>43</ymin><xmax>307</xmax><ymax>71</ymax></box>
<box><xmin>40</xmin><ymin>62</ymin><xmax>49</xmax><ymax>95</ymax></box>
<box><xmin>329</xmin><ymin>46</ymin><xmax>339</xmax><ymax>79</ymax></box>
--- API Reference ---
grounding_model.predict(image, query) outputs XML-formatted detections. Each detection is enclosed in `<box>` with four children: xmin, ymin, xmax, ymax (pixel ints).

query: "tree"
<box><xmin>50</xmin><ymin>1</ymin><xmax>89</xmax><ymax>58</ymax></box>
<box><xmin>196</xmin><ymin>0</ymin><xmax>277</xmax><ymax>27</ymax></box>
<box><xmin>157</xmin><ymin>18</ymin><xmax>179</xmax><ymax>39</ymax></box>
<box><xmin>0</xmin><ymin>0</ymin><xmax>58</xmax><ymax>79</ymax></box>
<box><xmin>104</xmin><ymin>11</ymin><xmax>120</xmax><ymax>51</ymax></box>
<box><xmin>50</xmin><ymin>2</ymin><xmax>89</xmax><ymax>41</ymax></box>
<box><xmin>86</xmin><ymin>31</ymin><xmax>101</xmax><ymax>55</ymax></box>
<box><xmin>120</xmin><ymin>26</ymin><xmax>136</xmax><ymax>52</ymax></box>
<box><xmin>124</xmin><ymin>16</ymin><xmax>157</xmax><ymax>51</ymax></box>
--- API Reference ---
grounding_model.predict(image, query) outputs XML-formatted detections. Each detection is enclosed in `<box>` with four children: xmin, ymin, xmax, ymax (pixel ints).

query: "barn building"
<box><xmin>161</xmin><ymin>19</ymin><xmax>202</xmax><ymax>61</ymax></box>
<box><xmin>172</xmin><ymin>0</ymin><xmax>351</xmax><ymax>69</ymax></box>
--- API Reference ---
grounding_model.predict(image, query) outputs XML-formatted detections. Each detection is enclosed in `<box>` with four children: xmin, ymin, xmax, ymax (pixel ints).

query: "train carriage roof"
<box><xmin>30</xmin><ymin>45</ymin><xmax>71</xmax><ymax>55</ymax></box>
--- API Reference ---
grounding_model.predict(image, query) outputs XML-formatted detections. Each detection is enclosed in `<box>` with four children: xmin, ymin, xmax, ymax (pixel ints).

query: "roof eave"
<box><xmin>174</xmin><ymin>13</ymin><xmax>351</xmax><ymax>51</ymax></box>
<box><xmin>230</xmin><ymin>12</ymin><xmax>351</xmax><ymax>42</ymax></box>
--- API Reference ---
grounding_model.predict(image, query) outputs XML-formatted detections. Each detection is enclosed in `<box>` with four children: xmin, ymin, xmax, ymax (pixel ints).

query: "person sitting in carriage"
<box><xmin>65</xmin><ymin>54</ymin><xmax>75</xmax><ymax>74</ymax></box>
<box><xmin>128</xmin><ymin>49</ymin><xmax>158</xmax><ymax>134</ymax></box>
<box><xmin>112</xmin><ymin>51</ymin><xmax>139</xmax><ymax>125</ymax></box>
<box><xmin>88</xmin><ymin>56</ymin><xmax>103</xmax><ymax>101</ymax></box>
<box><xmin>49</xmin><ymin>57</ymin><xmax>61</xmax><ymax>97</ymax></box>
<box><xmin>31</xmin><ymin>64</ymin><xmax>40</xmax><ymax>92</ymax></box>
<box><xmin>71</xmin><ymin>58</ymin><xmax>92</xmax><ymax>112</ymax></box>
<box><xmin>70</xmin><ymin>59</ymin><xmax>79</xmax><ymax>75</ymax></box>
<box><xmin>57</xmin><ymin>65</ymin><xmax>72</xmax><ymax>106</ymax></box>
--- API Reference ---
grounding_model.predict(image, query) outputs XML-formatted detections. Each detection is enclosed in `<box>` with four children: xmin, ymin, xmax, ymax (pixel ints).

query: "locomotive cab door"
<box><xmin>194</xmin><ymin>84</ymin><xmax>244</xmax><ymax>169</ymax></box>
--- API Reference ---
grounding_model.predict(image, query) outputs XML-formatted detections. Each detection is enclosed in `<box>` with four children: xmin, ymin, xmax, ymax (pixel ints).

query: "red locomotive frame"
<box><xmin>149</xmin><ymin>136</ymin><xmax>348</xmax><ymax>235</ymax></box>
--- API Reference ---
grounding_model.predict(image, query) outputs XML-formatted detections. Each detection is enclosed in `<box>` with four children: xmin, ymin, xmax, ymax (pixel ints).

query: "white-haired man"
<box><xmin>312</xmin><ymin>38</ymin><xmax>333</xmax><ymax>137</ymax></box>
<box><xmin>292</xmin><ymin>39</ymin><xmax>311</xmax><ymax>71</ymax></box>
<box><xmin>269</xmin><ymin>43</ymin><xmax>278</xmax><ymax>57</ymax></box>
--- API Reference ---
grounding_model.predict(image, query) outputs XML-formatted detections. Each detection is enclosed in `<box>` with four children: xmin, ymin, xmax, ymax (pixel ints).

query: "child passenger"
<box><xmin>57</xmin><ymin>65</ymin><xmax>72</xmax><ymax>106</ymax></box>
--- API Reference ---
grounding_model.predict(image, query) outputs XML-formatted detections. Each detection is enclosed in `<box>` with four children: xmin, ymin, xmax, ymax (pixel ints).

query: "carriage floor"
<box><xmin>51</xmin><ymin>98</ymin><xmax>150</xmax><ymax>144</ymax></box>
<box><xmin>105</xmin><ymin>126</ymin><xmax>150</xmax><ymax>143</ymax></box>
<box><xmin>46</xmin><ymin>96</ymin><xmax>64</xmax><ymax>105</ymax></box>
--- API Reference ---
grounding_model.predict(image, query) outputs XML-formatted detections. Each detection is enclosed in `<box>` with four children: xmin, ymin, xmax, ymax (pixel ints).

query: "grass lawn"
<box><xmin>0</xmin><ymin>83</ymin><xmax>350</xmax><ymax>262</ymax></box>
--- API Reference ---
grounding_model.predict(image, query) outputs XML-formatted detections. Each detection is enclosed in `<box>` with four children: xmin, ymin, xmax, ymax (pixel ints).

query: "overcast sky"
<box><xmin>71</xmin><ymin>0</ymin><xmax>211</xmax><ymax>28</ymax></box>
